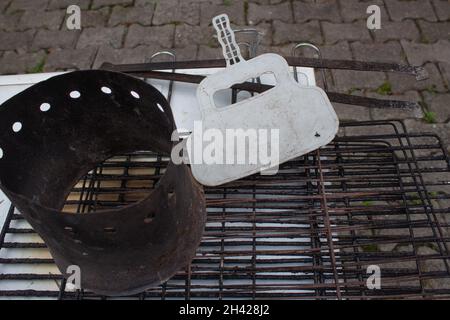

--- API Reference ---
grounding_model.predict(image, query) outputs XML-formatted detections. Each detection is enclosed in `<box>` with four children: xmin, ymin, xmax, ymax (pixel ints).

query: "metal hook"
<box><xmin>292</xmin><ymin>43</ymin><xmax>329</xmax><ymax>91</ymax></box>
<box><xmin>147</xmin><ymin>51</ymin><xmax>176</xmax><ymax>103</ymax></box>
<box><xmin>234</xmin><ymin>29</ymin><xmax>262</xmax><ymax>59</ymax></box>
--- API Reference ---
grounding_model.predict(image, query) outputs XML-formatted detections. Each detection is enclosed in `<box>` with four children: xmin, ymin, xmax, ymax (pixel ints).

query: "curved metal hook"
<box><xmin>234</xmin><ymin>29</ymin><xmax>262</xmax><ymax>59</ymax></box>
<box><xmin>148</xmin><ymin>51</ymin><xmax>177</xmax><ymax>103</ymax></box>
<box><xmin>292</xmin><ymin>43</ymin><xmax>329</xmax><ymax>91</ymax></box>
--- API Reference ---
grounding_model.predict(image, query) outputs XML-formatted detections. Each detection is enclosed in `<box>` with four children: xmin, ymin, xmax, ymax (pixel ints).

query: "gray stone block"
<box><xmin>109</xmin><ymin>5</ymin><xmax>154</xmax><ymax>26</ymax></box>
<box><xmin>76</xmin><ymin>26</ymin><xmax>126</xmax><ymax>49</ymax></box>
<box><xmin>125</xmin><ymin>24</ymin><xmax>174</xmax><ymax>48</ymax></box>
<box><xmin>385</xmin><ymin>0</ymin><xmax>437</xmax><ymax>22</ymax></box>
<box><xmin>45</xmin><ymin>47</ymin><xmax>97</xmax><ymax>70</ymax></box>
<box><xmin>248</xmin><ymin>2</ymin><xmax>293</xmax><ymax>25</ymax></box>
<box><xmin>273</xmin><ymin>20</ymin><xmax>323</xmax><ymax>46</ymax></box>
<box><xmin>153</xmin><ymin>0</ymin><xmax>200</xmax><ymax>26</ymax></box>
<box><xmin>293</xmin><ymin>0</ymin><xmax>341</xmax><ymax>23</ymax></box>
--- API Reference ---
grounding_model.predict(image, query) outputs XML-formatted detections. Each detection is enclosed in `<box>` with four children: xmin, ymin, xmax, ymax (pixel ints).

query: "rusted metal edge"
<box><xmin>0</xmin><ymin>70</ymin><xmax>207</xmax><ymax>296</ymax></box>
<box><xmin>112</xmin><ymin>69</ymin><xmax>421</xmax><ymax>110</ymax></box>
<box><xmin>100</xmin><ymin>57</ymin><xmax>428</xmax><ymax>80</ymax></box>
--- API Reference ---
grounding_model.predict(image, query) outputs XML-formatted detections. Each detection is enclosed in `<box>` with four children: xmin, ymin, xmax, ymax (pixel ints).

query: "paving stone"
<box><xmin>322</xmin><ymin>21</ymin><xmax>371</xmax><ymax>44</ymax></box>
<box><xmin>0</xmin><ymin>12</ymin><xmax>22</xmax><ymax>31</ymax></box>
<box><xmin>424</xmin><ymin>93</ymin><xmax>450</xmax><ymax>123</ymax></box>
<box><xmin>48</xmin><ymin>0</ymin><xmax>91</xmax><ymax>10</ymax></box>
<box><xmin>32</xmin><ymin>29</ymin><xmax>79</xmax><ymax>50</ymax></box>
<box><xmin>174</xmin><ymin>24</ymin><xmax>214</xmax><ymax>48</ymax></box>
<box><xmin>97</xmin><ymin>45</ymin><xmax>197</xmax><ymax>69</ymax></box>
<box><xmin>332</xmin><ymin>103</ymin><xmax>371</xmax><ymax>121</ymax></box>
<box><xmin>416</xmin><ymin>41</ymin><xmax>450</xmax><ymax>65</ymax></box>
<box><xmin>417</xmin><ymin>163</ymin><xmax>450</xmax><ymax>195</ymax></box>
<box><xmin>319</xmin><ymin>41</ymin><xmax>352</xmax><ymax>60</ymax></box>
<box><xmin>403</xmin><ymin>119</ymin><xmax>450</xmax><ymax>154</ymax></box>
<box><xmin>332</xmin><ymin>69</ymin><xmax>386</xmax><ymax>92</ymax></box>
<box><xmin>0</xmin><ymin>0</ymin><xmax>11</xmax><ymax>12</ymax></box>
<box><xmin>257</xmin><ymin>44</ymin><xmax>293</xmax><ymax>56</ymax></box>
<box><xmin>248</xmin><ymin>2</ymin><xmax>292</xmax><ymax>25</ymax></box>
<box><xmin>45</xmin><ymin>47</ymin><xmax>97</xmax><ymax>70</ymax></box>
<box><xmin>351</xmin><ymin>41</ymin><xmax>406</xmax><ymax>64</ymax></box>
<box><xmin>232</xmin><ymin>22</ymin><xmax>272</xmax><ymax>46</ymax></box>
<box><xmin>109</xmin><ymin>5</ymin><xmax>154</xmax><ymax>26</ymax></box>
<box><xmin>200</xmin><ymin>1</ymin><xmax>245</xmax><ymax>25</ymax></box>
<box><xmin>438</xmin><ymin>62</ymin><xmax>450</xmax><ymax>87</ymax></box>
<box><xmin>92</xmin><ymin>0</ymin><xmax>133</xmax><ymax>9</ymax></box>
<box><xmin>418</xmin><ymin>246</ymin><xmax>450</xmax><ymax>290</ymax></box>
<box><xmin>432</xmin><ymin>0</ymin><xmax>450</xmax><ymax>21</ymax></box>
<box><xmin>436</xmin><ymin>199</ymin><xmax>450</xmax><ymax>226</ymax></box>
<box><xmin>125</xmin><ymin>24</ymin><xmax>174</xmax><ymax>48</ymax></box>
<box><xmin>93</xmin><ymin>45</ymin><xmax>162</xmax><ymax>68</ymax></box>
<box><xmin>198</xmin><ymin>44</ymin><xmax>224</xmax><ymax>60</ymax></box>
<box><xmin>0</xmin><ymin>50</ymin><xmax>46</xmax><ymax>74</ymax></box>
<box><xmin>273</xmin><ymin>20</ymin><xmax>322</xmax><ymax>46</ymax></box>
<box><xmin>293</xmin><ymin>0</ymin><xmax>341</xmax><ymax>23</ymax></box>
<box><xmin>372</xmin><ymin>21</ymin><xmax>420</xmax><ymax>42</ymax></box>
<box><xmin>404</xmin><ymin>41</ymin><xmax>436</xmax><ymax>65</ymax></box>
<box><xmin>385</xmin><ymin>0</ymin><xmax>437</xmax><ymax>22</ymax></box>
<box><xmin>153</xmin><ymin>0</ymin><xmax>200</xmax><ymax>26</ymax></box>
<box><xmin>80</xmin><ymin>8</ymin><xmax>111</xmax><ymax>28</ymax></box>
<box><xmin>7</xmin><ymin>0</ymin><xmax>48</xmax><ymax>12</ymax></box>
<box><xmin>344</xmin><ymin>121</ymin><xmax>404</xmax><ymax>138</ymax></box>
<box><xmin>245</xmin><ymin>0</ymin><xmax>273</xmax><ymax>4</ymax></box>
<box><xmin>418</xmin><ymin>21</ymin><xmax>450</xmax><ymax>43</ymax></box>
<box><xmin>0</xmin><ymin>30</ymin><xmax>34</xmax><ymax>50</ymax></box>
<box><xmin>388</xmin><ymin>63</ymin><xmax>447</xmax><ymax>94</ymax></box>
<box><xmin>313</xmin><ymin>68</ymin><xmax>334</xmax><ymax>89</ymax></box>
<box><xmin>159</xmin><ymin>45</ymin><xmax>198</xmax><ymax>61</ymax></box>
<box><xmin>198</xmin><ymin>21</ymin><xmax>269</xmax><ymax>53</ymax></box>
<box><xmin>17</xmin><ymin>9</ymin><xmax>65</xmax><ymax>31</ymax></box>
<box><xmin>368</xmin><ymin>91</ymin><xmax>424</xmax><ymax>120</ymax></box>
<box><xmin>401</xmin><ymin>40</ymin><xmax>450</xmax><ymax>65</ymax></box>
<box><xmin>76</xmin><ymin>26</ymin><xmax>125</xmax><ymax>49</ymax></box>
<box><xmin>135</xmin><ymin>0</ymin><xmax>158</xmax><ymax>6</ymax></box>
<box><xmin>340</xmin><ymin>0</ymin><xmax>386</xmax><ymax>22</ymax></box>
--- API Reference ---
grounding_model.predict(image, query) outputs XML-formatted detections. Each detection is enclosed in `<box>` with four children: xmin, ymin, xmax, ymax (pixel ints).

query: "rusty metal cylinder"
<box><xmin>0</xmin><ymin>70</ymin><xmax>206</xmax><ymax>296</ymax></box>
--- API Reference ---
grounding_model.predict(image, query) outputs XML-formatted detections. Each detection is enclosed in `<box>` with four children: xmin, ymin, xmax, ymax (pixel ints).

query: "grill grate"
<box><xmin>0</xmin><ymin>120</ymin><xmax>449</xmax><ymax>300</ymax></box>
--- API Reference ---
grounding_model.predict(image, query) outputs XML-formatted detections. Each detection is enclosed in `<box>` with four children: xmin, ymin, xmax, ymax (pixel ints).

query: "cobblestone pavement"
<box><xmin>0</xmin><ymin>0</ymin><xmax>449</xmax><ymax>143</ymax></box>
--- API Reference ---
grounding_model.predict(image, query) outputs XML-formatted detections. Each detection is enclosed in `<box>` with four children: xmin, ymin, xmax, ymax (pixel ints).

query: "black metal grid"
<box><xmin>0</xmin><ymin>120</ymin><xmax>449</xmax><ymax>300</ymax></box>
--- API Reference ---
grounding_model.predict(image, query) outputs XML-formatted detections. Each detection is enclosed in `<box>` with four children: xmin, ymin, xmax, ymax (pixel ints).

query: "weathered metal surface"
<box><xmin>0</xmin><ymin>70</ymin><xmax>206</xmax><ymax>296</ymax></box>
<box><xmin>101</xmin><ymin>56</ymin><xmax>428</xmax><ymax>80</ymax></box>
<box><xmin>111</xmin><ymin>69</ymin><xmax>421</xmax><ymax>110</ymax></box>
<box><xmin>1</xmin><ymin>120</ymin><xmax>449</xmax><ymax>300</ymax></box>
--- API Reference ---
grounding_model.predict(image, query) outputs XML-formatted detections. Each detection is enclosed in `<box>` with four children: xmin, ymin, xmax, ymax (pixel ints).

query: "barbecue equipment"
<box><xmin>0</xmin><ymin>33</ymin><xmax>447</xmax><ymax>300</ymax></box>
<box><xmin>101</xmin><ymin>56</ymin><xmax>427</xmax><ymax>80</ymax></box>
<box><xmin>186</xmin><ymin>14</ymin><xmax>339</xmax><ymax>186</ymax></box>
<box><xmin>0</xmin><ymin>70</ymin><xmax>206</xmax><ymax>296</ymax></box>
<box><xmin>1</xmin><ymin>120</ymin><xmax>448</xmax><ymax>300</ymax></box>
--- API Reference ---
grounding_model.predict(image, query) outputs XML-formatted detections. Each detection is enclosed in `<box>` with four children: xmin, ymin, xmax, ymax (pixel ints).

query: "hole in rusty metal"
<box><xmin>40</xmin><ymin>103</ymin><xmax>51</xmax><ymax>112</ymax></box>
<box><xmin>130</xmin><ymin>91</ymin><xmax>140</xmax><ymax>99</ymax></box>
<box><xmin>70</xmin><ymin>91</ymin><xmax>81</xmax><ymax>99</ymax></box>
<box><xmin>101</xmin><ymin>86</ymin><xmax>112</xmax><ymax>94</ymax></box>
<box><xmin>104</xmin><ymin>227</ymin><xmax>116</xmax><ymax>233</ymax></box>
<box><xmin>12</xmin><ymin>122</ymin><xmax>22</xmax><ymax>133</ymax></box>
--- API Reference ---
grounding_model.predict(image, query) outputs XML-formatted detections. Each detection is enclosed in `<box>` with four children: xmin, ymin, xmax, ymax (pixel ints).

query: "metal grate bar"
<box><xmin>0</xmin><ymin>120</ymin><xmax>449</xmax><ymax>300</ymax></box>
